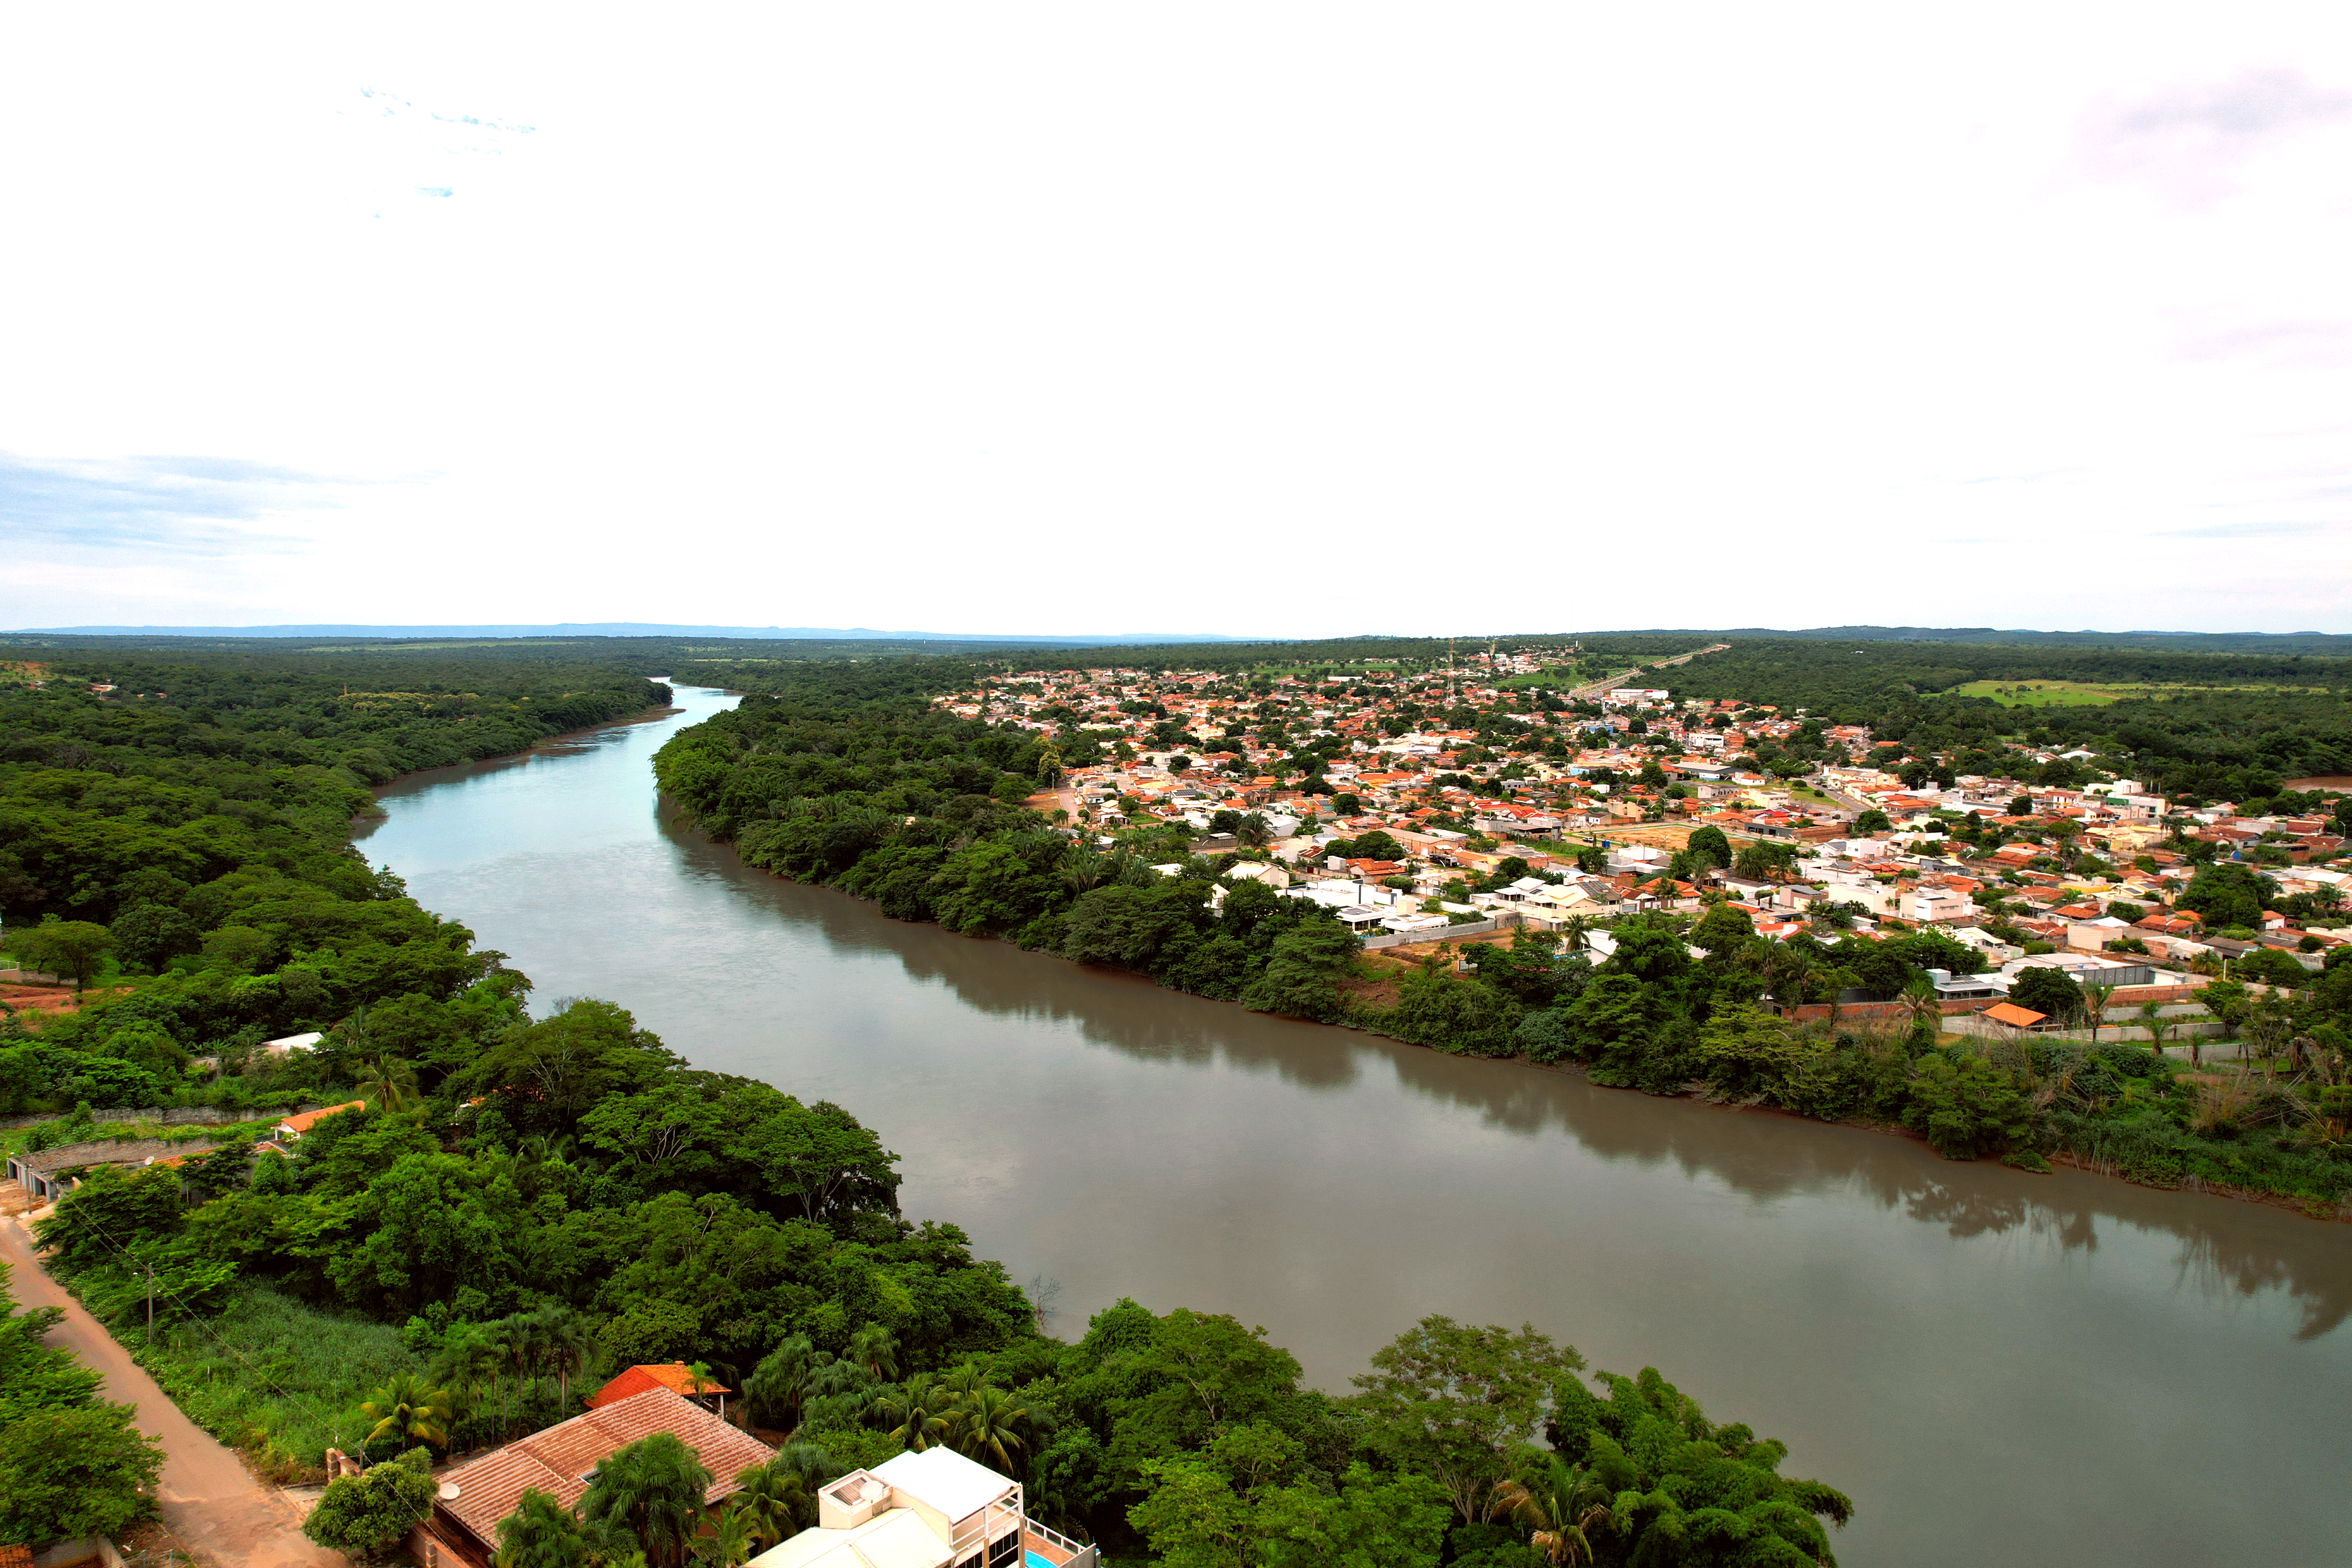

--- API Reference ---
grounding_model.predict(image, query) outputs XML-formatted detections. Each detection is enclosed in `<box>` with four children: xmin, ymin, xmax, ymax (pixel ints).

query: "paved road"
<box><xmin>0</xmin><ymin>1217</ymin><xmax>344</xmax><ymax>1568</ymax></box>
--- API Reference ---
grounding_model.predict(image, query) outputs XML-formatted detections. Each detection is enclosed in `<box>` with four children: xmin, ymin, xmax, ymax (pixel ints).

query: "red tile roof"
<box><xmin>435</xmin><ymin>1388</ymin><xmax>771</xmax><ymax>1549</ymax></box>
<box><xmin>276</xmin><ymin>1100</ymin><xmax>366</xmax><ymax>1136</ymax></box>
<box><xmin>1984</xmin><ymin>1002</ymin><xmax>2048</xmax><ymax>1029</ymax></box>
<box><xmin>586</xmin><ymin>1363</ymin><xmax>731</xmax><ymax>1408</ymax></box>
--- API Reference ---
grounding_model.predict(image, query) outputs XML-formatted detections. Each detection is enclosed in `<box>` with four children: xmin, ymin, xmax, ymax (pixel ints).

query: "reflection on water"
<box><xmin>363</xmin><ymin>688</ymin><xmax>2352</xmax><ymax>1568</ymax></box>
<box><xmin>649</xmin><ymin>797</ymin><xmax>2352</xmax><ymax>1343</ymax></box>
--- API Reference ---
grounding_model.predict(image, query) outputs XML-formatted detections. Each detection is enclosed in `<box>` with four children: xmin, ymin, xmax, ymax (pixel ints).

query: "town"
<box><xmin>944</xmin><ymin>648</ymin><xmax>2349</xmax><ymax>1031</ymax></box>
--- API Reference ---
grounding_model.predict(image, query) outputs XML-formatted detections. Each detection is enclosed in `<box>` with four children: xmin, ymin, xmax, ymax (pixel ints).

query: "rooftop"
<box><xmin>433</xmin><ymin>1387</ymin><xmax>772</xmax><ymax>1548</ymax></box>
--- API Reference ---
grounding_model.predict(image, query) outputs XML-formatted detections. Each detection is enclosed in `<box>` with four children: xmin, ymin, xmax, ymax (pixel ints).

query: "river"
<box><xmin>355</xmin><ymin>686</ymin><xmax>2351</xmax><ymax>1566</ymax></box>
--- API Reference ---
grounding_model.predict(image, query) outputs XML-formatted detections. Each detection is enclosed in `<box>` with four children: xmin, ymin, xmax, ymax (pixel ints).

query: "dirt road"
<box><xmin>0</xmin><ymin>1218</ymin><xmax>343</xmax><ymax>1568</ymax></box>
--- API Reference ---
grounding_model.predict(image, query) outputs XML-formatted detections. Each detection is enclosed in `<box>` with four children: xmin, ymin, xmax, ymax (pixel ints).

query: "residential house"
<box><xmin>416</xmin><ymin>1388</ymin><xmax>773</xmax><ymax>1568</ymax></box>
<box><xmin>585</xmin><ymin>1363</ymin><xmax>732</xmax><ymax>1419</ymax></box>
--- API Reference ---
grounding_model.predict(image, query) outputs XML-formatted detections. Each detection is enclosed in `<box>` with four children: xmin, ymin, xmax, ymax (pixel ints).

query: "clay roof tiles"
<box><xmin>435</xmin><ymin>1388</ymin><xmax>771</xmax><ymax>1549</ymax></box>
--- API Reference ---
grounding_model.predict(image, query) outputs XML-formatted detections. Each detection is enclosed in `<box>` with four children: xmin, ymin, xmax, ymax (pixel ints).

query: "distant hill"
<box><xmin>10</xmin><ymin>622</ymin><xmax>1251</xmax><ymax>646</ymax></box>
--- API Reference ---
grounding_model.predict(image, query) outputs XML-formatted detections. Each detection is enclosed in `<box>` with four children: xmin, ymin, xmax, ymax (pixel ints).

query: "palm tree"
<box><xmin>951</xmin><ymin>1386</ymin><xmax>1029</xmax><ymax>1473</ymax></box>
<box><xmin>358</xmin><ymin>1053</ymin><xmax>418</xmax><ymax>1112</ymax></box>
<box><xmin>2137</xmin><ymin>1000</ymin><xmax>2172</xmax><ymax>1065</ymax></box>
<box><xmin>694</xmin><ymin>1500</ymin><xmax>759</xmax><ymax>1567</ymax></box>
<box><xmin>430</xmin><ymin>1325</ymin><xmax>504</xmax><ymax>1432</ymax></box>
<box><xmin>492</xmin><ymin>1312</ymin><xmax>545</xmax><ymax>1438</ymax></box>
<box><xmin>744</xmin><ymin>1336</ymin><xmax>825</xmax><ymax>1435</ymax></box>
<box><xmin>534</xmin><ymin>1304</ymin><xmax>597</xmax><ymax>1414</ymax></box>
<box><xmin>876</xmin><ymin>1376</ymin><xmax>951</xmax><ymax>1452</ymax></box>
<box><xmin>1491</xmin><ymin>1456</ymin><xmax>1614</xmax><ymax>1568</ymax></box>
<box><xmin>362</xmin><ymin>1372</ymin><xmax>454</xmax><ymax>1451</ymax></box>
<box><xmin>729</xmin><ymin>1458</ymin><xmax>810</xmax><ymax>1550</ymax></box>
<box><xmin>495</xmin><ymin>1487</ymin><xmax>595</xmax><ymax>1568</ymax></box>
<box><xmin>934</xmin><ymin>1362</ymin><xmax>989</xmax><ymax>1400</ymax></box>
<box><xmin>581</xmin><ymin>1433</ymin><xmax>712</xmax><ymax>1568</ymax></box>
<box><xmin>2080</xmin><ymin>982</ymin><xmax>2118</xmax><ymax>1046</ymax></box>
<box><xmin>847</xmin><ymin>1323</ymin><xmax>900</xmax><ymax>1383</ymax></box>
<box><xmin>1895</xmin><ymin>980</ymin><xmax>1942</xmax><ymax>1050</ymax></box>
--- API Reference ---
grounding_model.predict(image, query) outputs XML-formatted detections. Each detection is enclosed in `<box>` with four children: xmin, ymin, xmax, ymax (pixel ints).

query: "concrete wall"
<box><xmin>0</xmin><ymin>1103</ymin><xmax>331</xmax><ymax>1130</ymax></box>
<box><xmin>1363</xmin><ymin>916</ymin><xmax>1514</xmax><ymax>949</ymax></box>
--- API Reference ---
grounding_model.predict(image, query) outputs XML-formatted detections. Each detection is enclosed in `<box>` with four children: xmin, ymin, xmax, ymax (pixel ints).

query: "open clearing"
<box><xmin>1949</xmin><ymin>678</ymin><xmax>2333</xmax><ymax>707</ymax></box>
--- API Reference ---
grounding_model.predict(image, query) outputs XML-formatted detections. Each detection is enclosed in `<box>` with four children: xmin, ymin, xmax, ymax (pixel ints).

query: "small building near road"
<box><xmin>5</xmin><ymin>1139</ymin><xmax>217</xmax><ymax>1205</ymax></box>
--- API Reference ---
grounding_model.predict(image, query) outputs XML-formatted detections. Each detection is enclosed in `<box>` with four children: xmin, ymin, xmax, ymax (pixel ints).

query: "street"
<box><xmin>0</xmin><ymin>1216</ymin><xmax>344</xmax><ymax>1568</ymax></box>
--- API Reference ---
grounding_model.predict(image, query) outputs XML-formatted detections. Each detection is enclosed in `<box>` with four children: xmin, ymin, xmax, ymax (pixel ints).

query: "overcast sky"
<box><xmin>4</xmin><ymin>5</ymin><xmax>2349</xmax><ymax>637</ymax></box>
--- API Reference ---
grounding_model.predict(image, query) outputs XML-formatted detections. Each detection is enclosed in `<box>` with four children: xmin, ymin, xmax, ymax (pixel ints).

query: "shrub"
<box><xmin>0</xmin><ymin>1404</ymin><xmax>165</xmax><ymax>1544</ymax></box>
<box><xmin>302</xmin><ymin>1445</ymin><xmax>433</xmax><ymax>1556</ymax></box>
<box><xmin>1903</xmin><ymin>1056</ymin><xmax>2033</xmax><ymax>1160</ymax></box>
<box><xmin>1512</xmin><ymin>1009</ymin><xmax>1574</xmax><ymax>1064</ymax></box>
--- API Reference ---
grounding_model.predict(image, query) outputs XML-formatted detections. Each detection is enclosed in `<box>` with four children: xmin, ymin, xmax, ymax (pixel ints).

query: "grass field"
<box><xmin>1948</xmin><ymin>679</ymin><xmax>2333</xmax><ymax>707</ymax></box>
<box><xmin>1951</xmin><ymin>680</ymin><xmax>2129</xmax><ymax>707</ymax></box>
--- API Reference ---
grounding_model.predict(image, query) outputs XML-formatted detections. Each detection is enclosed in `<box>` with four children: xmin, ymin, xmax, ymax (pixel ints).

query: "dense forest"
<box><xmin>1654</xmin><ymin>639</ymin><xmax>2352</xmax><ymax>804</ymax></box>
<box><xmin>3</xmin><ymin>640</ymin><xmax>1856</xmax><ymax>1567</ymax></box>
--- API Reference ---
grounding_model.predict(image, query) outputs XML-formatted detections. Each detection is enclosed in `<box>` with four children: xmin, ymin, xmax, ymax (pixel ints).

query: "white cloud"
<box><xmin>2</xmin><ymin>4</ymin><xmax>2350</xmax><ymax>635</ymax></box>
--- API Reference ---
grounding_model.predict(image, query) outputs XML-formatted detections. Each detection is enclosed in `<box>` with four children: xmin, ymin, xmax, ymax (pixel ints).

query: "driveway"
<box><xmin>0</xmin><ymin>1217</ymin><xmax>344</xmax><ymax>1568</ymax></box>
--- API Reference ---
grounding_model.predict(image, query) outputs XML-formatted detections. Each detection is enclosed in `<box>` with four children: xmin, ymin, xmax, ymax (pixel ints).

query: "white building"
<box><xmin>750</xmin><ymin>1445</ymin><xmax>1094</xmax><ymax>1568</ymax></box>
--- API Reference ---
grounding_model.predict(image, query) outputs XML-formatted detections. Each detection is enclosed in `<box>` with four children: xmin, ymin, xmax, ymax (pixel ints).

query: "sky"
<box><xmin>4</xmin><ymin>4</ymin><xmax>2350</xmax><ymax>637</ymax></box>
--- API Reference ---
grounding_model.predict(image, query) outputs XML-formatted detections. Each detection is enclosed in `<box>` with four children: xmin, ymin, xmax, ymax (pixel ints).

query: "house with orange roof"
<box><xmin>272</xmin><ymin>1100</ymin><xmax>366</xmax><ymax>1142</ymax></box>
<box><xmin>421</xmin><ymin>1388</ymin><xmax>769</xmax><ymax>1568</ymax></box>
<box><xmin>587</xmin><ymin>1362</ymin><xmax>732</xmax><ymax>1417</ymax></box>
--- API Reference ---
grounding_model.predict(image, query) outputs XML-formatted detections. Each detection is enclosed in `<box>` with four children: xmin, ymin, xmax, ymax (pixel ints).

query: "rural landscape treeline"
<box><xmin>4</xmin><ymin>628</ymin><xmax>2350</xmax><ymax>1563</ymax></box>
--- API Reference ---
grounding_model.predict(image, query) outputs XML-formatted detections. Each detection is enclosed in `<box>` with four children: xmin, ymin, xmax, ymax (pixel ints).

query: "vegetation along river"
<box><xmin>355</xmin><ymin>686</ymin><xmax>2352</xmax><ymax>1567</ymax></box>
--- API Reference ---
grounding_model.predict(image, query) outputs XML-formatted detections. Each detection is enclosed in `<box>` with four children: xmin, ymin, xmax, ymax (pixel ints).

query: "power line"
<box><xmin>28</xmin><ymin>1199</ymin><xmax>453</xmax><ymax>1536</ymax></box>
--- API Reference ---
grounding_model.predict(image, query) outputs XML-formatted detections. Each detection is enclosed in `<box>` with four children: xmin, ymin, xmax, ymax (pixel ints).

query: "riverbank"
<box><xmin>354</xmin><ymin>698</ymin><xmax>686</xmax><ymax>819</ymax></box>
<box><xmin>351</xmin><ymin>680</ymin><xmax>2352</xmax><ymax>1567</ymax></box>
<box><xmin>668</xmin><ymin>785</ymin><xmax>2351</xmax><ymax>1224</ymax></box>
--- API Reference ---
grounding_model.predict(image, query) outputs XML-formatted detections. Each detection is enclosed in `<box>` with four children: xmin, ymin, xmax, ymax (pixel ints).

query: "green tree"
<box><xmin>1731</xmin><ymin>842</ymin><xmax>1797</xmax><ymax>883</ymax></box>
<box><xmin>2078</xmin><ymin>982</ymin><xmax>2118</xmax><ymax>1045</ymax></box>
<box><xmin>1852</xmin><ymin>808</ymin><xmax>1892</xmax><ymax>837</ymax></box>
<box><xmin>0</xmin><ymin>1262</ymin><xmax>164</xmax><ymax>1544</ymax></box>
<box><xmin>359</xmin><ymin>1053</ymin><xmax>421</xmax><ymax>1114</ymax></box>
<box><xmin>581</xmin><ymin>1433</ymin><xmax>712</xmax><ymax>1568</ymax></box>
<box><xmin>15</xmin><ymin>919</ymin><xmax>116</xmax><ymax>993</ymax></box>
<box><xmin>1689</xmin><ymin>901</ymin><xmax>1755</xmax><ymax>958</ymax></box>
<box><xmin>302</xmin><ymin>1446</ymin><xmax>435</xmax><ymax>1557</ymax></box>
<box><xmin>1683</xmin><ymin>825</ymin><xmax>1733</xmax><ymax>870</ymax></box>
<box><xmin>848</xmin><ymin>1322</ymin><xmax>901</xmax><ymax>1383</ymax></box>
<box><xmin>1240</xmin><ymin>921</ymin><xmax>1358</xmax><ymax>1023</ymax></box>
<box><xmin>952</xmin><ymin>1384</ymin><xmax>1030</xmax><ymax>1472</ymax></box>
<box><xmin>1491</xmin><ymin>1454</ymin><xmax>1613</xmax><ymax>1568</ymax></box>
<box><xmin>730</xmin><ymin>1456</ymin><xmax>815</xmax><ymax>1549</ymax></box>
<box><xmin>1349</xmin><ymin>1316</ymin><xmax>1586</xmax><ymax>1526</ymax></box>
<box><xmin>1904</xmin><ymin>1056</ymin><xmax>2033</xmax><ymax>1160</ymax></box>
<box><xmin>878</xmin><ymin>1375</ymin><xmax>954</xmax><ymax>1452</ymax></box>
<box><xmin>495</xmin><ymin>1486</ymin><xmax>597</xmax><ymax>1568</ymax></box>
<box><xmin>1548</xmin><ymin>1366</ymin><xmax>1851</xmax><ymax>1565</ymax></box>
<box><xmin>1697</xmin><ymin>1006</ymin><xmax>1824</xmax><ymax>1103</ymax></box>
<box><xmin>0</xmin><ymin>1405</ymin><xmax>164</xmax><ymax>1544</ymax></box>
<box><xmin>364</xmin><ymin>1372</ymin><xmax>454</xmax><ymax>1451</ymax></box>
<box><xmin>2176</xmin><ymin>862</ymin><xmax>2273</xmax><ymax>932</ymax></box>
<box><xmin>109</xmin><ymin>901</ymin><xmax>202</xmax><ymax>972</ymax></box>
<box><xmin>2007</xmin><ymin>966</ymin><xmax>2082</xmax><ymax>1026</ymax></box>
<box><xmin>698</xmin><ymin>1498</ymin><xmax>760</xmax><ymax>1567</ymax></box>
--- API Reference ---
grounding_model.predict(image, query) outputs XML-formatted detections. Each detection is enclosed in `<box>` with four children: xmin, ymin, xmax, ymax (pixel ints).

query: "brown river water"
<box><xmin>356</xmin><ymin>688</ymin><xmax>2352</xmax><ymax>1566</ymax></box>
